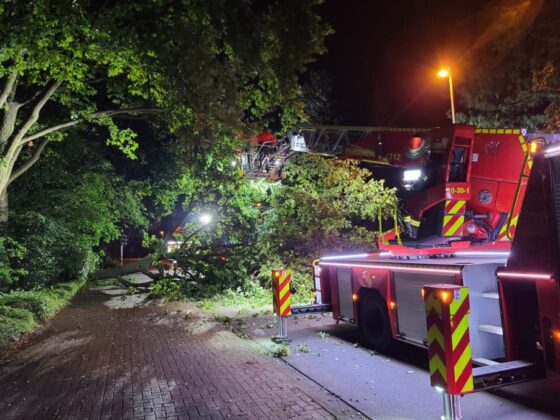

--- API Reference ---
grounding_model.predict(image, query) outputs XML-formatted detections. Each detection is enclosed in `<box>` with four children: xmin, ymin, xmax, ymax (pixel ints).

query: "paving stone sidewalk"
<box><xmin>0</xmin><ymin>283</ymin><xmax>360</xmax><ymax>419</ymax></box>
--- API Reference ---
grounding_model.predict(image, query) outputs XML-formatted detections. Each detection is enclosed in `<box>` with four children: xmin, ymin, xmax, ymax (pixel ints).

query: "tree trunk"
<box><xmin>0</xmin><ymin>188</ymin><xmax>8</xmax><ymax>232</ymax></box>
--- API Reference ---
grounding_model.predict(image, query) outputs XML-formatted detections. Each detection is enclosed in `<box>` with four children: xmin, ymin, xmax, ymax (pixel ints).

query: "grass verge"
<box><xmin>0</xmin><ymin>278</ymin><xmax>86</xmax><ymax>353</ymax></box>
<box><xmin>89</xmin><ymin>277</ymin><xmax>120</xmax><ymax>287</ymax></box>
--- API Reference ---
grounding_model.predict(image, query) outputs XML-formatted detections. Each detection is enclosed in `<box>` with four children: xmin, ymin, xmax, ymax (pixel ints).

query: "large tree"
<box><xmin>456</xmin><ymin>0</ymin><xmax>560</xmax><ymax>130</ymax></box>
<box><xmin>0</xmin><ymin>0</ymin><xmax>330</xmax><ymax>225</ymax></box>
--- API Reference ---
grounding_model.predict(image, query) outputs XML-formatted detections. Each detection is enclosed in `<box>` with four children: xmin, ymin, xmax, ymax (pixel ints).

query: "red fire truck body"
<box><xmin>341</xmin><ymin>124</ymin><xmax>535</xmax><ymax>244</ymax></box>
<box><xmin>314</xmin><ymin>144</ymin><xmax>560</xmax><ymax>389</ymax></box>
<box><xmin>253</xmin><ymin>123</ymin><xmax>549</xmax><ymax>248</ymax></box>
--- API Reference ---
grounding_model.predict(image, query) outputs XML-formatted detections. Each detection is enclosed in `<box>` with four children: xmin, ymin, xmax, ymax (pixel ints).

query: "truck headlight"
<box><xmin>403</xmin><ymin>169</ymin><xmax>422</xmax><ymax>182</ymax></box>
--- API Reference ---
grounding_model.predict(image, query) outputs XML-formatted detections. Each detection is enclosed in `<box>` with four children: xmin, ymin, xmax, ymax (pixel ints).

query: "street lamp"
<box><xmin>174</xmin><ymin>212</ymin><xmax>214</xmax><ymax>251</ymax></box>
<box><xmin>198</xmin><ymin>213</ymin><xmax>212</xmax><ymax>225</ymax></box>
<box><xmin>437</xmin><ymin>67</ymin><xmax>456</xmax><ymax>124</ymax></box>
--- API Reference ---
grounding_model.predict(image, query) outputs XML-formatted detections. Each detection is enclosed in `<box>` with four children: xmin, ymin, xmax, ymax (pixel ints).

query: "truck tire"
<box><xmin>359</xmin><ymin>293</ymin><xmax>393</xmax><ymax>351</ymax></box>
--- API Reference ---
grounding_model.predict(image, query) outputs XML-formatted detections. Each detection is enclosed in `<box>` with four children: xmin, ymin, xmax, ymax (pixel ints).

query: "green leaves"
<box><xmin>459</xmin><ymin>2</ymin><xmax>560</xmax><ymax>130</ymax></box>
<box><xmin>261</xmin><ymin>155</ymin><xmax>397</xmax><ymax>258</ymax></box>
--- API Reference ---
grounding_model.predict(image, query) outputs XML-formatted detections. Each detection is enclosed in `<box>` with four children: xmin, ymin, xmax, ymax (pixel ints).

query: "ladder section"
<box><xmin>240</xmin><ymin>125</ymin><xmax>433</xmax><ymax>178</ymax></box>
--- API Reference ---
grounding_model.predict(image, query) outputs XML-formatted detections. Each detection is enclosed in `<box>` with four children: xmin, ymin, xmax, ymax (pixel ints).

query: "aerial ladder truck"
<box><xmin>248</xmin><ymin>123</ymin><xmax>560</xmax><ymax>390</ymax></box>
<box><xmin>315</xmin><ymin>140</ymin><xmax>560</xmax><ymax>390</ymax></box>
<box><xmin>243</xmin><ymin>124</ymin><xmax>557</xmax><ymax>248</ymax></box>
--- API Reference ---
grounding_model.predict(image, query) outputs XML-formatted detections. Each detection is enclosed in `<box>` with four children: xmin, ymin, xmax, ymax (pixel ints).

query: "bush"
<box><xmin>0</xmin><ymin>236</ymin><xmax>27</xmax><ymax>289</ymax></box>
<box><xmin>0</xmin><ymin>278</ymin><xmax>85</xmax><ymax>353</ymax></box>
<box><xmin>9</xmin><ymin>212</ymin><xmax>101</xmax><ymax>289</ymax></box>
<box><xmin>147</xmin><ymin>278</ymin><xmax>183</xmax><ymax>301</ymax></box>
<box><xmin>0</xmin><ymin>306</ymin><xmax>37</xmax><ymax>350</ymax></box>
<box><xmin>0</xmin><ymin>278</ymin><xmax>85</xmax><ymax>321</ymax></box>
<box><xmin>0</xmin><ymin>291</ymin><xmax>59</xmax><ymax>320</ymax></box>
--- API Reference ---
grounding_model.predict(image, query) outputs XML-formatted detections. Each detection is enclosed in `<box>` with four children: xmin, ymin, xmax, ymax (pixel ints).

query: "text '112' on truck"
<box><xmin>282</xmin><ymin>124</ymin><xmax>560</xmax><ymax>391</ymax></box>
<box><xmin>243</xmin><ymin>123</ymin><xmax>560</xmax><ymax>391</ymax></box>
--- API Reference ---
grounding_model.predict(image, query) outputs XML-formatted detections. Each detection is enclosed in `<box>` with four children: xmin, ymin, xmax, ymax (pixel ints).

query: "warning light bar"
<box><xmin>496</xmin><ymin>271</ymin><xmax>553</xmax><ymax>280</ymax></box>
<box><xmin>320</xmin><ymin>253</ymin><xmax>371</xmax><ymax>261</ymax></box>
<box><xmin>319</xmin><ymin>261</ymin><xmax>461</xmax><ymax>275</ymax></box>
<box><xmin>320</xmin><ymin>252</ymin><xmax>393</xmax><ymax>261</ymax></box>
<box><xmin>544</xmin><ymin>144</ymin><xmax>560</xmax><ymax>158</ymax></box>
<box><xmin>454</xmin><ymin>251</ymin><xmax>510</xmax><ymax>257</ymax></box>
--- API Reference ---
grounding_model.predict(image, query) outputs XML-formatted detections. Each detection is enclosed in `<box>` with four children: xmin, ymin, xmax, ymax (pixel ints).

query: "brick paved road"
<box><xmin>0</xmin><ymin>286</ymin><xmax>359</xmax><ymax>420</ymax></box>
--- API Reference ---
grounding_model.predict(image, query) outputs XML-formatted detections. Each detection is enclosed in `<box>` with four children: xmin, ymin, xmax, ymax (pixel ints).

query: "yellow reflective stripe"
<box><xmin>452</xmin><ymin>315</ymin><xmax>469</xmax><ymax>349</ymax></box>
<box><xmin>454</xmin><ymin>344</ymin><xmax>472</xmax><ymax>382</ymax></box>
<box><xmin>447</xmin><ymin>200</ymin><xmax>465</xmax><ymax>215</ymax></box>
<box><xmin>425</xmin><ymin>292</ymin><xmax>442</xmax><ymax>315</ymax></box>
<box><xmin>475</xmin><ymin>128</ymin><xmax>520</xmax><ymax>134</ymax></box>
<box><xmin>445</xmin><ymin>216</ymin><xmax>464</xmax><ymax>236</ymax></box>
<box><xmin>518</xmin><ymin>135</ymin><xmax>528</xmax><ymax>153</ymax></box>
<box><xmin>429</xmin><ymin>353</ymin><xmax>447</xmax><ymax>380</ymax></box>
<box><xmin>427</xmin><ymin>323</ymin><xmax>445</xmax><ymax>349</ymax></box>
<box><xmin>279</xmin><ymin>283</ymin><xmax>290</xmax><ymax>299</ymax></box>
<box><xmin>499</xmin><ymin>220</ymin><xmax>508</xmax><ymax>235</ymax></box>
<box><xmin>462</xmin><ymin>376</ymin><xmax>474</xmax><ymax>393</ymax></box>
<box><xmin>410</xmin><ymin>219</ymin><xmax>420</xmax><ymax>227</ymax></box>
<box><xmin>449</xmin><ymin>287</ymin><xmax>469</xmax><ymax>313</ymax></box>
<box><xmin>280</xmin><ymin>299</ymin><xmax>291</xmax><ymax>314</ymax></box>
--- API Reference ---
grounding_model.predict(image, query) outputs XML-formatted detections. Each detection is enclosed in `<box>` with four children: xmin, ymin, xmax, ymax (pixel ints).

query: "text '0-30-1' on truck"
<box><xmin>307</xmin><ymin>125</ymin><xmax>560</xmax><ymax>391</ymax></box>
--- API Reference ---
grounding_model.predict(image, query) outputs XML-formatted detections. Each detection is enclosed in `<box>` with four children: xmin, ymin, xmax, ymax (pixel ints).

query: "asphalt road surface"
<box><xmin>242</xmin><ymin>313</ymin><xmax>560</xmax><ymax>419</ymax></box>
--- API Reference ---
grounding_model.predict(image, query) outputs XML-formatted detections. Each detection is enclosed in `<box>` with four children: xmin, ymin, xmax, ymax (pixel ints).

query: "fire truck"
<box><xmin>313</xmin><ymin>139</ymin><xmax>560</xmax><ymax>390</ymax></box>
<box><xmin>244</xmin><ymin>124</ymin><xmax>553</xmax><ymax>247</ymax></box>
<box><xmin>246</xmin><ymin>123</ymin><xmax>560</xmax><ymax>389</ymax></box>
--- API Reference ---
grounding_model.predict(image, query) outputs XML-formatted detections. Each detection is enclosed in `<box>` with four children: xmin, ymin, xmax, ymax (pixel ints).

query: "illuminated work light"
<box><xmin>403</xmin><ymin>169</ymin><xmax>423</xmax><ymax>190</ymax></box>
<box><xmin>403</xmin><ymin>169</ymin><xmax>422</xmax><ymax>182</ymax></box>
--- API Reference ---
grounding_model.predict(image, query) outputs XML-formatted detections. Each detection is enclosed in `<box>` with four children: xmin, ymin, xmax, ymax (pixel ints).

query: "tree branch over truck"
<box><xmin>0</xmin><ymin>0</ymin><xmax>331</xmax><ymax>226</ymax></box>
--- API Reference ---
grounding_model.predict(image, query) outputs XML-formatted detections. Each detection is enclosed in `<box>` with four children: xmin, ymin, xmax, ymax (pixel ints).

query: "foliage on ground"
<box><xmin>296</xmin><ymin>343</ymin><xmax>311</xmax><ymax>353</ymax></box>
<box><xmin>197</xmin><ymin>282</ymin><xmax>271</xmax><ymax>314</ymax></box>
<box><xmin>154</xmin><ymin>153</ymin><xmax>396</xmax><ymax>309</ymax></box>
<box><xmin>89</xmin><ymin>277</ymin><xmax>120</xmax><ymax>287</ymax></box>
<box><xmin>264</xmin><ymin>343</ymin><xmax>291</xmax><ymax>358</ymax></box>
<box><xmin>0</xmin><ymin>278</ymin><xmax>85</xmax><ymax>352</ymax></box>
<box><xmin>147</xmin><ymin>278</ymin><xmax>183</xmax><ymax>301</ymax></box>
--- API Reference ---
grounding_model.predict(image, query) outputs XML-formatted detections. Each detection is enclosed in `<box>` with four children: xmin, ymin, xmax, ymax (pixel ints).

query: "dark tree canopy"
<box><xmin>0</xmin><ymin>0</ymin><xmax>331</xmax><ymax>223</ymax></box>
<box><xmin>457</xmin><ymin>0</ymin><xmax>560</xmax><ymax>130</ymax></box>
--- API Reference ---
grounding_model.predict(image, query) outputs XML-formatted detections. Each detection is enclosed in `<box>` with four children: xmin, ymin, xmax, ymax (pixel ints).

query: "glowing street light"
<box><xmin>437</xmin><ymin>67</ymin><xmax>456</xmax><ymax>124</ymax></box>
<box><xmin>199</xmin><ymin>213</ymin><xmax>213</xmax><ymax>225</ymax></box>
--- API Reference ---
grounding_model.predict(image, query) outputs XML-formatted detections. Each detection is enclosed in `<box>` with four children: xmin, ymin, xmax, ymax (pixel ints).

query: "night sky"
<box><xmin>315</xmin><ymin>0</ymin><xmax>539</xmax><ymax>127</ymax></box>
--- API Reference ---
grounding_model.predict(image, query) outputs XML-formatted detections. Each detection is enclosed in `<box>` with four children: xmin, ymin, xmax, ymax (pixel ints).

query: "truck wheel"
<box><xmin>359</xmin><ymin>293</ymin><xmax>392</xmax><ymax>351</ymax></box>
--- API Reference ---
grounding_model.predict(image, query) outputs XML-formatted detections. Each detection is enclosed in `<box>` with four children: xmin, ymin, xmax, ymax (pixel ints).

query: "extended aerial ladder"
<box><xmin>242</xmin><ymin>124</ymin><xmax>560</xmax><ymax>249</ymax></box>
<box><xmin>241</xmin><ymin>124</ymin><xmax>433</xmax><ymax>178</ymax></box>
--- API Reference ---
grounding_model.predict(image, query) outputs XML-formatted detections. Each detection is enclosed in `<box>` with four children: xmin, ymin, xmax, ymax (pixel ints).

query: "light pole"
<box><xmin>178</xmin><ymin>212</ymin><xmax>214</xmax><ymax>249</ymax></box>
<box><xmin>437</xmin><ymin>68</ymin><xmax>456</xmax><ymax>124</ymax></box>
<box><xmin>119</xmin><ymin>229</ymin><xmax>128</xmax><ymax>266</ymax></box>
